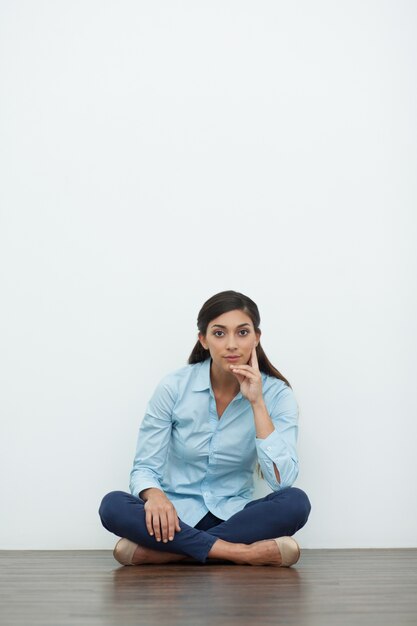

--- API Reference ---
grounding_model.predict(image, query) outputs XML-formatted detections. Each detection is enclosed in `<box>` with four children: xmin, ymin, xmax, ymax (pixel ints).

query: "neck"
<box><xmin>210</xmin><ymin>360</ymin><xmax>240</xmax><ymax>396</ymax></box>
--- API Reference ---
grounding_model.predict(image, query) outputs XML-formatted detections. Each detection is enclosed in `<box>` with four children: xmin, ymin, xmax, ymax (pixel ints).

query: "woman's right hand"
<box><xmin>142</xmin><ymin>489</ymin><xmax>182</xmax><ymax>542</ymax></box>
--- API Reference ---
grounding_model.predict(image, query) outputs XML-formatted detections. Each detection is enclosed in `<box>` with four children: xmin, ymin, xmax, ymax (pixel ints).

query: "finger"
<box><xmin>167</xmin><ymin>510</ymin><xmax>176</xmax><ymax>541</ymax></box>
<box><xmin>175</xmin><ymin>516</ymin><xmax>181</xmax><ymax>532</ymax></box>
<box><xmin>160</xmin><ymin>512</ymin><xmax>169</xmax><ymax>542</ymax></box>
<box><xmin>231</xmin><ymin>370</ymin><xmax>259</xmax><ymax>385</ymax></box>
<box><xmin>230</xmin><ymin>369</ymin><xmax>246</xmax><ymax>384</ymax></box>
<box><xmin>152</xmin><ymin>513</ymin><xmax>162</xmax><ymax>542</ymax></box>
<box><xmin>145</xmin><ymin>509</ymin><xmax>154</xmax><ymax>536</ymax></box>
<box><xmin>252</xmin><ymin>343</ymin><xmax>259</xmax><ymax>368</ymax></box>
<box><xmin>230</xmin><ymin>366</ymin><xmax>258</xmax><ymax>380</ymax></box>
<box><xmin>229</xmin><ymin>363</ymin><xmax>255</xmax><ymax>379</ymax></box>
<box><xmin>230</xmin><ymin>363</ymin><xmax>254</xmax><ymax>371</ymax></box>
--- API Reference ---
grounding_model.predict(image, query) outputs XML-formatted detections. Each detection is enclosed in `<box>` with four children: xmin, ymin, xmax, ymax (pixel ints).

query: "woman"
<box><xmin>99</xmin><ymin>290</ymin><xmax>311</xmax><ymax>567</ymax></box>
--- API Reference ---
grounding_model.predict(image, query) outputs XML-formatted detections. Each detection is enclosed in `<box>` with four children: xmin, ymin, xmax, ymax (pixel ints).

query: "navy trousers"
<box><xmin>99</xmin><ymin>487</ymin><xmax>311</xmax><ymax>564</ymax></box>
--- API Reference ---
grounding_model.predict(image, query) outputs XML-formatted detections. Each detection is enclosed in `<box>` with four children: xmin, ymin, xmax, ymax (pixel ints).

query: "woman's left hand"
<box><xmin>229</xmin><ymin>344</ymin><xmax>263</xmax><ymax>404</ymax></box>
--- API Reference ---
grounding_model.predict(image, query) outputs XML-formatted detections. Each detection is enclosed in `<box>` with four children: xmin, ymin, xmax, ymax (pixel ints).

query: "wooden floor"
<box><xmin>1</xmin><ymin>549</ymin><xmax>416</xmax><ymax>626</ymax></box>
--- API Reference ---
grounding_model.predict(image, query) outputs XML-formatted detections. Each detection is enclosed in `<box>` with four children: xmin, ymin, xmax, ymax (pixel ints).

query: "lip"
<box><xmin>224</xmin><ymin>356</ymin><xmax>240</xmax><ymax>360</ymax></box>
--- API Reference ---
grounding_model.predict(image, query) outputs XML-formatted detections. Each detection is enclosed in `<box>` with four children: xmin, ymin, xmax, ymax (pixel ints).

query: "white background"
<box><xmin>1</xmin><ymin>1</ymin><xmax>416</xmax><ymax>549</ymax></box>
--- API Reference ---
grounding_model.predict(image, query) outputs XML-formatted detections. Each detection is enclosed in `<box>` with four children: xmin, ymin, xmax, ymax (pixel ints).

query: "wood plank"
<box><xmin>0</xmin><ymin>550</ymin><xmax>416</xmax><ymax>626</ymax></box>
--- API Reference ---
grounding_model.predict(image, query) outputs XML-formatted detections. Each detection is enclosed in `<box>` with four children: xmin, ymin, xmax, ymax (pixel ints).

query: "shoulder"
<box><xmin>154</xmin><ymin>361</ymin><xmax>204</xmax><ymax>395</ymax></box>
<box><xmin>260</xmin><ymin>370</ymin><xmax>289</xmax><ymax>396</ymax></box>
<box><xmin>146</xmin><ymin>363</ymin><xmax>196</xmax><ymax>409</ymax></box>
<box><xmin>261</xmin><ymin>372</ymin><xmax>299</xmax><ymax>415</ymax></box>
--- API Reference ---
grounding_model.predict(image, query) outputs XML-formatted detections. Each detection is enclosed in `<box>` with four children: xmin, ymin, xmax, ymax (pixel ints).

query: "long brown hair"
<box><xmin>187</xmin><ymin>290</ymin><xmax>292</xmax><ymax>481</ymax></box>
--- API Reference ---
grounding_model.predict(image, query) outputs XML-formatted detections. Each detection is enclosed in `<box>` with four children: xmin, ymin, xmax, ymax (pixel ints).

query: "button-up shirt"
<box><xmin>129</xmin><ymin>357</ymin><xmax>299</xmax><ymax>527</ymax></box>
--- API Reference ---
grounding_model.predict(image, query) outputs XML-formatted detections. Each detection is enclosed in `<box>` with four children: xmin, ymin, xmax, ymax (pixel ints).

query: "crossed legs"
<box><xmin>99</xmin><ymin>487</ymin><xmax>311</xmax><ymax>565</ymax></box>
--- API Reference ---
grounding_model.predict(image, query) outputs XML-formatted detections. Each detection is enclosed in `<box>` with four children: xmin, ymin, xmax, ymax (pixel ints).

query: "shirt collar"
<box><xmin>193</xmin><ymin>357</ymin><xmax>213</xmax><ymax>392</ymax></box>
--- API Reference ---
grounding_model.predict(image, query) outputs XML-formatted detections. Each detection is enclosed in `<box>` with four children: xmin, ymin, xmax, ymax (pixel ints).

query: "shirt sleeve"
<box><xmin>255</xmin><ymin>384</ymin><xmax>299</xmax><ymax>491</ymax></box>
<box><xmin>129</xmin><ymin>376</ymin><xmax>176</xmax><ymax>499</ymax></box>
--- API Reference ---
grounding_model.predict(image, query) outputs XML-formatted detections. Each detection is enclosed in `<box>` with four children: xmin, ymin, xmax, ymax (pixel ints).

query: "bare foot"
<box><xmin>243</xmin><ymin>539</ymin><xmax>283</xmax><ymax>567</ymax></box>
<box><xmin>131</xmin><ymin>544</ymin><xmax>193</xmax><ymax>565</ymax></box>
<box><xmin>207</xmin><ymin>537</ymin><xmax>283</xmax><ymax>566</ymax></box>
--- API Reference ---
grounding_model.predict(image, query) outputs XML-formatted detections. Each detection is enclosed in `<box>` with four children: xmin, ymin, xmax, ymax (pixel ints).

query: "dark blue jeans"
<box><xmin>99</xmin><ymin>487</ymin><xmax>311</xmax><ymax>564</ymax></box>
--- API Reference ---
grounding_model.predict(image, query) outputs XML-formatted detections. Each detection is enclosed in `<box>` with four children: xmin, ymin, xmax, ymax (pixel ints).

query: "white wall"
<box><xmin>1</xmin><ymin>1</ymin><xmax>416</xmax><ymax>550</ymax></box>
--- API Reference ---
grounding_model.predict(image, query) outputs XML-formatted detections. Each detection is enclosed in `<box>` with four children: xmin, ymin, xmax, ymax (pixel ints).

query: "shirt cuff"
<box><xmin>129</xmin><ymin>472</ymin><xmax>163</xmax><ymax>499</ymax></box>
<box><xmin>255</xmin><ymin>429</ymin><xmax>297</xmax><ymax>490</ymax></box>
<box><xmin>256</xmin><ymin>428</ymin><xmax>285</xmax><ymax>460</ymax></box>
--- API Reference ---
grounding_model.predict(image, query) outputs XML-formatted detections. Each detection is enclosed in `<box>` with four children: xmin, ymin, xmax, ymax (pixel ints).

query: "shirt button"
<box><xmin>267</xmin><ymin>446</ymin><xmax>272</xmax><ymax>451</ymax></box>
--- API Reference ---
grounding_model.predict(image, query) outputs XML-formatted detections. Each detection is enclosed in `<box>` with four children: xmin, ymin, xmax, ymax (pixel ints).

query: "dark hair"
<box><xmin>187</xmin><ymin>290</ymin><xmax>291</xmax><ymax>389</ymax></box>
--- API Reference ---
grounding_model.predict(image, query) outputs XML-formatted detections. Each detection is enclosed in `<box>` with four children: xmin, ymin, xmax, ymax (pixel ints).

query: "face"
<box><xmin>198</xmin><ymin>309</ymin><xmax>261</xmax><ymax>376</ymax></box>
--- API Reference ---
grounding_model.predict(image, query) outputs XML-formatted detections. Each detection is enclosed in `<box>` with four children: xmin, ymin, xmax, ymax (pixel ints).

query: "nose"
<box><xmin>226</xmin><ymin>336</ymin><xmax>238</xmax><ymax>350</ymax></box>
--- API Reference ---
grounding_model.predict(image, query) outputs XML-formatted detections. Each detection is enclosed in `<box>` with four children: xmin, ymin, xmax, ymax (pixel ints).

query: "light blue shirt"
<box><xmin>129</xmin><ymin>357</ymin><xmax>299</xmax><ymax>527</ymax></box>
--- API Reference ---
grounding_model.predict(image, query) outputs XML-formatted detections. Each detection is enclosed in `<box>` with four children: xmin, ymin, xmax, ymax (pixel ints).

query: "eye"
<box><xmin>212</xmin><ymin>329</ymin><xmax>250</xmax><ymax>338</ymax></box>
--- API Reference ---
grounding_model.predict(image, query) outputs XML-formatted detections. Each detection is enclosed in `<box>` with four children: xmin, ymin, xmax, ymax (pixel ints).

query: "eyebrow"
<box><xmin>210</xmin><ymin>323</ymin><xmax>251</xmax><ymax>329</ymax></box>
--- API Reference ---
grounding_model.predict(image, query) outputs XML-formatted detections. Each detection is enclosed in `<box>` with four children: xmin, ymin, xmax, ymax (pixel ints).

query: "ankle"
<box><xmin>207</xmin><ymin>539</ymin><xmax>251</xmax><ymax>564</ymax></box>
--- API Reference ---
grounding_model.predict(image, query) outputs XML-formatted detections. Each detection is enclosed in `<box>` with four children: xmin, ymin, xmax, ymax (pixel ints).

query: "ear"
<box><xmin>255</xmin><ymin>329</ymin><xmax>261</xmax><ymax>346</ymax></box>
<box><xmin>198</xmin><ymin>332</ymin><xmax>208</xmax><ymax>351</ymax></box>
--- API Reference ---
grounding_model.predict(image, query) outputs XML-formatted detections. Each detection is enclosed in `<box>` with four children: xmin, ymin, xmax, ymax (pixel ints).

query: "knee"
<box><xmin>98</xmin><ymin>490</ymin><xmax>128</xmax><ymax>525</ymax></box>
<box><xmin>285</xmin><ymin>487</ymin><xmax>312</xmax><ymax>525</ymax></box>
